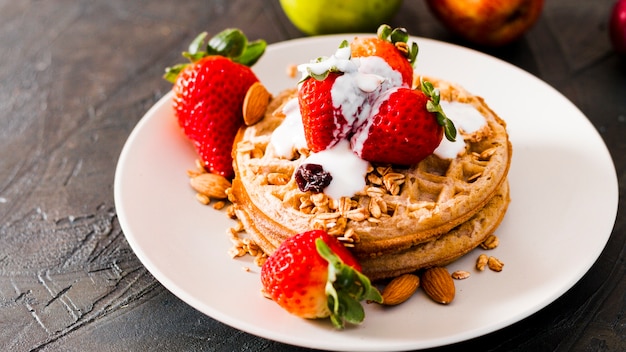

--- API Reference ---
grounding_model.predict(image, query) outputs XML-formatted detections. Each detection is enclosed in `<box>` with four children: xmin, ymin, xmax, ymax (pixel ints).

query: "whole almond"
<box><xmin>243</xmin><ymin>82</ymin><xmax>271</xmax><ymax>126</ymax></box>
<box><xmin>190</xmin><ymin>173</ymin><xmax>231</xmax><ymax>199</ymax></box>
<box><xmin>381</xmin><ymin>274</ymin><xmax>420</xmax><ymax>306</ymax></box>
<box><xmin>421</xmin><ymin>267</ymin><xmax>455</xmax><ymax>304</ymax></box>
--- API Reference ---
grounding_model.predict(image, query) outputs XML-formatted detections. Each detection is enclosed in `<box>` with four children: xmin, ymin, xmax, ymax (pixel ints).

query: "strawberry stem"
<box><xmin>376</xmin><ymin>24</ymin><xmax>419</xmax><ymax>66</ymax></box>
<box><xmin>315</xmin><ymin>239</ymin><xmax>382</xmax><ymax>329</ymax></box>
<box><xmin>420</xmin><ymin>78</ymin><xmax>457</xmax><ymax>141</ymax></box>
<box><xmin>163</xmin><ymin>28</ymin><xmax>266</xmax><ymax>83</ymax></box>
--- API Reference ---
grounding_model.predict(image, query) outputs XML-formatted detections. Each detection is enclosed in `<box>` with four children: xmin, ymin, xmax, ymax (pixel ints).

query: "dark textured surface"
<box><xmin>0</xmin><ymin>0</ymin><xmax>624</xmax><ymax>351</ymax></box>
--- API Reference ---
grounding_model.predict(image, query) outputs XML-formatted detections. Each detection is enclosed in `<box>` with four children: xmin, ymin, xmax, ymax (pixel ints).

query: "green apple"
<box><xmin>280</xmin><ymin>0</ymin><xmax>403</xmax><ymax>35</ymax></box>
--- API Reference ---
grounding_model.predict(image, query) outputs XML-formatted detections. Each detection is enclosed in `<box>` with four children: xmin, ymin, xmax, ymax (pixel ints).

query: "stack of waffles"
<box><xmin>230</xmin><ymin>78</ymin><xmax>512</xmax><ymax>280</ymax></box>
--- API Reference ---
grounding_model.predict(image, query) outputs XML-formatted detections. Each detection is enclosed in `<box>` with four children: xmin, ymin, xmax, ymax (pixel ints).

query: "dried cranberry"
<box><xmin>295</xmin><ymin>163</ymin><xmax>332</xmax><ymax>193</ymax></box>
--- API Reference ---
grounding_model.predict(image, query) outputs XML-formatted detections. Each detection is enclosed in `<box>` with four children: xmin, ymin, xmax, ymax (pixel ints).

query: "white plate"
<box><xmin>114</xmin><ymin>35</ymin><xmax>619</xmax><ymax>351</ymax></box>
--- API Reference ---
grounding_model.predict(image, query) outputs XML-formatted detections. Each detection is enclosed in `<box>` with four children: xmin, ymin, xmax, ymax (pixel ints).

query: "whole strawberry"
<box><xmin>298</xmin><ymin>72</ymin><xmax>351</xmax><ymax>152</ymax></box>
<box><xmin>351</xmin><ymin>25</ymin><xmax>418</xmax><ymax>88</ymax></box>
<box><xmin>351</xmin><ymin>80</ymin><xmax>456</xmax><ymax>165</ymax></box>
<box><xmin>164</xmin><ymin>29</ymin><xmax>266</xmax><ymax>178</ymax></box>
<box><xmin>261</xmin><ymin>230</ymin><xmax>382</xmax><ymax>328</ymax></box>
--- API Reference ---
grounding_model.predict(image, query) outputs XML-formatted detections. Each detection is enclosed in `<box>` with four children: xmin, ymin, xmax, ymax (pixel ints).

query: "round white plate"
<box><xmin>114</xmin><ymin>35</ymin><xmax>619</xmax><ymax>351</ymax></box>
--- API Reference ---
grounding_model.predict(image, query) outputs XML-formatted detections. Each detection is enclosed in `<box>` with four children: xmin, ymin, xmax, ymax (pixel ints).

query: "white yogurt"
<box><xmin>269</xmin><ymin>98</ymin><xmax>307</xmax><ymax>158</ymax></box>
<box><xmin>269</xmin><ymin>105</ymin><xmax>369</xmax><ymax>199</ymax></box>
<box><xmin>297</xmin><ymin>44</ymin><xmax>357</xmax><ymax>78</ymax></box>
<box><xmin>434</xmin><ymin>101</ymin><xmax>487</xmax><ymax>159</ymax></box>
<box><xmin>356</xmin><ymin>56</ymin><xmax>406</xmax><ymax>92</ymax></box>
<box><xmin>303</xmin><ymin>140</ymin><xmax>369</xmax><ymax>199</ymax></box>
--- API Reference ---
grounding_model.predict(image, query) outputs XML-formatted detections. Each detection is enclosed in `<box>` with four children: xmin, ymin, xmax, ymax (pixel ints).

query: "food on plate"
<box><xmin>171</xmin><ymin>25</ymin><xmax>512</xmax><ymax>327</ymax></box>
<box><xmin>420</xmin><ymin>267</ymin><xmax>456</xmax><ymax>304</ymax></box>
<box><xmin>164</xmin><ymin>29</ymin><xmax>267</xmax><ymax>178</ymax></box>
<box><xmin>229</xmin><ymin>25</ymin><xmax>511</xmax><ymax>322</ymax></box>
<box><xmin>260</xmin><ymin>229</ymin><xmax>382</xmax><ymax>328</ymax></box>
<box><xmin>230</xmin><ymin>77</ymin><xmax>511</xmax><ymax>280</ymax></box>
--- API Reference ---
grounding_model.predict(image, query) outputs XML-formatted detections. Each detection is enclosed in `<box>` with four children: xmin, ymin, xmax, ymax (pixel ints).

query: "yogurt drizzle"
<box><xmin>269</xmin><ymin>45</ymin><xmax>487</xmax><ymax>198</ymax></box>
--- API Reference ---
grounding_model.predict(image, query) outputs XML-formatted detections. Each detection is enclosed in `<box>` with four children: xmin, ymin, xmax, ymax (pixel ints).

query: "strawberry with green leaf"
<box><xmin>351</xmin><ymin>79</ymin><xmax>456</xmax><ymax>165</ymax></box>
<box><xmin>261</xmin><ymin>230</ymin><xmax>382</xmax><ymax>328</ymax></box>
<box><xmin>298</xmin><ymin>40</ymin><xmax>359</xmax><ymax>153</ymax></box>
<box><xmin>164</xmin><ymin>29</ymin><xmax>266</xmax><ymax>178</ymax></box>
<box><xmin>298</xmin><ymin>71</ymin><xmax>352</xmax><ymax>152</ymax></box>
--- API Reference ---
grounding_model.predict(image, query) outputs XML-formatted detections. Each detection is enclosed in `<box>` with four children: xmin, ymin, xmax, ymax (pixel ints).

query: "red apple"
<box><xmin>425</xmin><ymin>0</ymin><xmax>544</xmax><ymax>46</ymax></box>
<box><xmin>610</xmin><ymin>0</ymin><xmax>626</xmax><ymax>54</ymax></box>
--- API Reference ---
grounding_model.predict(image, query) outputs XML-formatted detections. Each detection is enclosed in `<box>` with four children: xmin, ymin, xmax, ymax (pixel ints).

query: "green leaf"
<box><xmin>426</xmin><ymin>100</ymin><xmax>436</xmax><ymax>113</ymax></box>
<box><xmin>377</xmin><ymin>24</ymin><xmax>392</xmax><ymax>40</ymax></box>
<box><xmin>443</xmin><ymin>117</ymin><xmax>457</xmax><ymax>141</ymax></box>
<box><xmin>315</xmin><ymin>239</ymin><xmax>382</xmax><ymax>329</ymax></box>
<box><xmin>432</xmin><ymin>88</ymin><xmax>440</xmax><ymax>105</ymax></box>
<box><xmin>407</xmin><ymin>42</ymin><xmax>419</xmax><ymax>66</ymax></box>
<box><xmin>207</xmin><ymin>28</ymin><xmax>247</xmax><ymax>58</ymax></box>
<box><xmin>420</xmin><ymin>79</ymin><xmax>434</xmax><ymax>96</ymax></box>
<box><xmin>183</xmin><ymin>51</ymin><xmax>207</xmax><ymax>62</ymax></box>
<box><xmin>337</xmin><ymin>291</ymin><xmax>365</xmax><ymax>324</ymax></box>
<box><xmin>420</xmin><ymin>77</ymin><xmax>457</xmax><ymax>142</ymax></box>
<box><xmin>163</xmin><ymin>28</ymin><xmax>266</xmax><ymax>83</ymax></box>
<box><xmin>308</xmin><ymin>67</ymin><xmax>330</xmax><ymax>81</ymax></box>
<box><xmin>235</xmin><ymin>39</ymin><xmax>267</xmax><ymax>66</ymax></box>
<box><xmin>163</xmin><ymin>63</ymin><xmax>187</xmax><ymax>83</ymax></box>
<box><xmin>188</xmin><ymin>32</ymin><xmax>208</xmax><ymax>55</ymax></box>
<box><xmin>390</xmin><ymin>27</ymin><xmax>408</xmax><ymax>44</ymax></box>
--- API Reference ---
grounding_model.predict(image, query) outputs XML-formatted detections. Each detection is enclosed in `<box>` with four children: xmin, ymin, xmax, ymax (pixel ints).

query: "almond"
<box><xmin>189</xmin><ymin>173</ymin><xmax>231</xmax><ymax>199</ymax></box>
<box><xmin>243</xmin><ymin>82</ymin><xmax>271</xmax><ymax>126</ymax></box>
<box><xmin>381</xmin><ymin>274</ymin><xmax>420</xmax><ymax>306</ymax></box>
<box><xmin>421</xmin><ymin>267</ymin><xmax>455</xmax><ymax>304</ymax></box>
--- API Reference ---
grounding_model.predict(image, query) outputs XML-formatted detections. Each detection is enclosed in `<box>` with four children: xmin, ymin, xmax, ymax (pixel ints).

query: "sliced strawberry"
<box><xmin>351</xmin><ymin>25</ymin><xmax>418</xmax><ymax>88</ymax></box>
<box><xmin>164</xmin><ymin>29</ymin><xmax>266</xmax><ymax>178</ymax></box>
<box><xmin>261</xmin><ymin>230</ymin><xmax>382</xmax><ymax>328</ymax></box>
<box><xmin>351</xmin><ymin>83</ymin><xmax>456</xmax><ymax>165</ymax></box>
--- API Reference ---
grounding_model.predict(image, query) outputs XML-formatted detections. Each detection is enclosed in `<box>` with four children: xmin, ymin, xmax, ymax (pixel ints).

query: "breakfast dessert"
<box><xmin>230</xmin><ymin>31</ymin><xmax>511</xmax><ymax>281</ymax></box>
<box><xmin>167</xmin><ymin>26</ymin><xmax>511</xmax><ymax>327</ymax></box>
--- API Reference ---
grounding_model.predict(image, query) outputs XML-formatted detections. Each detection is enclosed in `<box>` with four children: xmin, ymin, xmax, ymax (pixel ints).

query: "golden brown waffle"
<box><xmin>360</xmin><ymin>180</ymin><xmax>510</xmax><ymax>280</ymax></box>
<box><xmin>231</xmin><ymin>79</ymin><xmax>512</xmax><ymax>279</ymax></box>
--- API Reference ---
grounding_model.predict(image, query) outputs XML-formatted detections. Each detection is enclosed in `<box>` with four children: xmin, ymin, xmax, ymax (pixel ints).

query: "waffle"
<box><xmin>360</xmin><ymin>180</ymin><xmax>509</xmax><ymax>280</ymax></box>
<box><xmin>231</xmin><ymin>79</ymin><xmax>512</xmax><ymax>279</ymax></box>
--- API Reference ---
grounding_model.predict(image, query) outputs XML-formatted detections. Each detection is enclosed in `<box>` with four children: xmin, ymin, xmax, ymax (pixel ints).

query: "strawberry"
<box><xmin>350</xmin><ymin>25</ymin><xmax>418</xmax><ymax>88</ymax></box>
<box><xmin>261</xmin><ymin>230</ymin><xmax>382</xmax><ymax>328</ymax></box>
<box><xmin>351</xmin><ymin>80</ymin><xmax>457</xmax><ymax>165</ymax></box>
<box><xmin>298</xmin><ymin>72</ymin><xmax>352</xmax><ymax>152</ymax></box>
<box><xmin>164</xmin><ymin>29</ymin><xmax>266</xmax><ymax>178</ymax></box>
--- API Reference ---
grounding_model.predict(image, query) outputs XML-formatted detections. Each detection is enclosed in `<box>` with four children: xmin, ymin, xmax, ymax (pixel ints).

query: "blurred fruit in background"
<box><xmin>425</xmin><ymin>0</ymin><xmax>544</xmax><ymax>46</ymax></box>
<box><xmin>279</xmin><ymin>0</ymin><xmax>402</xmax><ymax>35</ymax></box>
<box><xmin>610</xmin><ymin>0</ymin><xmax>626</xmax><ymax>54</ymax></box>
